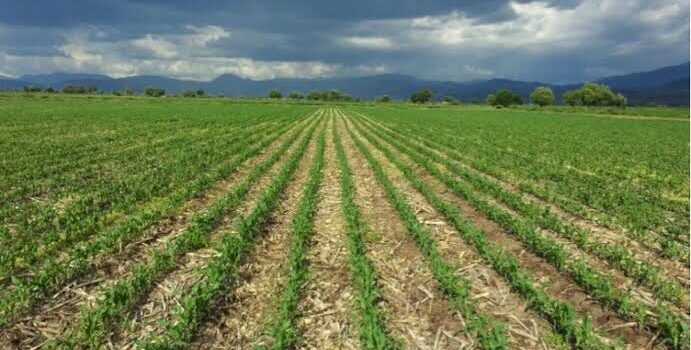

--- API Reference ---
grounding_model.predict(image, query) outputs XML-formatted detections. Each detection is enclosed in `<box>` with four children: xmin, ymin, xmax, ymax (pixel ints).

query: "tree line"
<box><xmin>405</xmin><ymin>82</ymin><xmax>627</xmax><ymax>107</ymax></box>
<box><xmin>17</xmin><ymin>81</ymin><xmax>628</xmax><ymax>106</ymax></box>
<box><xmin>267</xmin><ymin>89</ymin><xmax>355</xmax><ymax>101</ymax></box>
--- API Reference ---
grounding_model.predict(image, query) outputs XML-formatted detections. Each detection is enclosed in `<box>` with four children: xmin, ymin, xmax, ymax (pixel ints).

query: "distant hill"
<box><xmin>0</xmin><ymin>76</ymin><xmax>34</xmax><ymax>90</ymax></box>
<box><xmin>5</xmin><ymin>62</ymin><xmax>689</xmax><ymax>105</ymax></box>
<box><xmin>597</xmin><ymin>63</ymin><xmax>689</xmax><ymax>90</ymax></box>
<box><xmin>19</xmin><ymin>73</ymin><xmax>113</xmax><ymax>86</ymax></box>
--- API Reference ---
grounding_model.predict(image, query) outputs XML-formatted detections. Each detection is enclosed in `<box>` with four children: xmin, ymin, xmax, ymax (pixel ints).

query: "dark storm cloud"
<box><xmin>0</xmin><ymin>0</ymin><xmax>687</xmax><ymax>82</ymax></box>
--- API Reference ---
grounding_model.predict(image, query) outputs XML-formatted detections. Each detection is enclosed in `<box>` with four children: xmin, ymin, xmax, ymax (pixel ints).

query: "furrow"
<box><xmin>344</xmin><ymin>112</ymin><xmax>563</xmax><ymax>350</ymax></box>
<box><xmin>294</xmin><ymin>113</ymin><xmax>359</xmax><ymax>350</ymax></box>
<box><xmin>336</xmin><ymin>115</ymin><xmax>478</xmax><ymax>349</ymax></box>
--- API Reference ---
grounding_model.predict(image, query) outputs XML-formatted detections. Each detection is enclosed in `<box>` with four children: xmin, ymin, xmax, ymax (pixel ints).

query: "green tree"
<box><xmin>491</xmin><ymin>88</ymin><xmax>522</xmax><ymax>107</ymax></box>
<box><xmin>561</xmin><ymin>82</ymin><xmax>626</xmax><ymax>106</ymax></box>
<box><xmin>562</xmin><ymin>90</ymin><xmax>577</xmax><ymax>106</ymax></box>
<box><xmin>23</xmin><ymin>85</ymin><xmax>42</xmax><ymax>92</ymax></box>
<box><xmin>410</xmin><ymin>89</ymin><xmax>433</xmax><ymax>103</ymax></box>
<box><xmin>327</xmin><ymin>89</ymin><xmax>342</xmax><ymax>101</ymax></box>
<box><xmin>268</xmin><ymin>89</ymin><xmax>283</xmax><ymax>99</ymax></box>
<box><xmin>181</xmin><ymin>90</ymin><xmax>196</xmax><ymax>98</ymax></box>
<box><xmin>530</xmin><ymin>86</ymin><xmax>555</xmax><ymax>106</ymax></box>
<box><xmin>486</xmin><ymin>94</ymin><xmax>497</xmax><ymax>106</ymax></box>
<box><xmin>288</xmin><ymin>91</ymin><xmax>304</xmax><ymax>99</ymax></box>
<box><xmin>144</xmin><ymin>86</ymin><xmax>165</xmax><ymax>97</ymax></box>
<box><xmin>307</xmin><ymin>90</ymin><xmax>322</xmax><ymax>100</ymax></box>
<box><xmin>62</xmin><ymin>84</ymin><xmax>86</xmax><ymax>94</ymax></box>
<box><xmin>196</xmin><ymin>89</ymin><xmax>205</xmax><ymax>97</ymax></box>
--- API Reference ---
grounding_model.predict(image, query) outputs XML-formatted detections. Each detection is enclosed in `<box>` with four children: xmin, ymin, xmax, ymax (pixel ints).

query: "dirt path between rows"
<box><xmin>337</xmin><ymin>115</ymin><xmax>472</xmax><ymax>349</ymax></box>
<box><xmin>188</xmin><ymin>114</ymin><xmax>325</xmax><ymax>349</ymax></box>
<box><xmin>295</xmin><ymin>114</ymin><xmax>358</xmax><ymax>350</ymax></box>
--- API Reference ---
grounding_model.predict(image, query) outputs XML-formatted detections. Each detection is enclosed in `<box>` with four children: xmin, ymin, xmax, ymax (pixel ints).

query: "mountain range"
<box><xmin>1</xmin><ymin>63</ymin><xmax>688</xmax><ymax>105</ymax></box>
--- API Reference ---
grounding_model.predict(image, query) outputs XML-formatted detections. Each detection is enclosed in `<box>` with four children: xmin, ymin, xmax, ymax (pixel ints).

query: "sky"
<box><xmin>0</xmin><ymin>0</ymin><xmax>688</xmax><ymax>83</ymax></box>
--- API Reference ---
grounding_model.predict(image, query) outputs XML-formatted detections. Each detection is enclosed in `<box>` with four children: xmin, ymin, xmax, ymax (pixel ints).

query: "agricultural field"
<box><xmin>0</xmin><ymin>95</ymin><xmax>688</xmax><ymax>350</ymax></box>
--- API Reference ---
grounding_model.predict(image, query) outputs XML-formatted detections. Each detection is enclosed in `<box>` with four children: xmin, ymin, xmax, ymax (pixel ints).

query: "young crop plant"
<box><xmin>353</xmin><ymin>113</ymin><xmax>687</xmax><ymax>308</ymax></box>
<box><xmin>341</xmin><ymin>113</ymin><xmax>612</xmax><ymax>350</ymax></box>
<box><xmin>332</xmin><ymin>122</ymin><xmax>400</xmax><ymax>350</ymax></box>
<box><xmin>341</xmin><ymin>117</ymin><xmax>509</xmax><ymax>349</ymax></box>
<box><xmin>138</xmin><ymin>118</ymin><xmax>324</xmax><ymax>349</ymax></box>
<box><xmin>253</xmin><ymin>123</ymin><xmax>326</xmax><ymax>350</ymax></box>
<box><xmin>55</xmin><ymin>117</ymin><xmax>322</xmax><ymax>348</ymax></box>
<box><xmin>0</xmin><ymin>116</ymin><xmax>312</xmax><ymax>327</ymax></box>
<box><xmin>349</xmin><ymin>114</ymin><xmax>690</xmax><ymax>350</ymax></box>
<box><xmin>380</xmin><ymin>114</ymin><xmax>688</xmax><ymax>264</ymax></box>
<box><xmin>0</xmin><ymin>120</ymin><xmax>284</xmax><ymax>278</ymax></box>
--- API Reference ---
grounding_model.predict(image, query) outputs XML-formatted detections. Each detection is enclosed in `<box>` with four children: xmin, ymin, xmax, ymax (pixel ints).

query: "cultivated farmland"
<box><xmin>0</xmin><ymin>96</ymin><xmax>688</xmax><ymax>350</ymax></box>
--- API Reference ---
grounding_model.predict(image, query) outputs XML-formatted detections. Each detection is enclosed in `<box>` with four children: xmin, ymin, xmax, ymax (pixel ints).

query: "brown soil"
<box><xmin>336</xmin><ymin>115</ymin><xmax>473</xmax><ymax>349</ymax></box>
<box><xmin>295</xmin><ymin>114</ymin><xmax>359</xmax><ymax>349</ymax></box>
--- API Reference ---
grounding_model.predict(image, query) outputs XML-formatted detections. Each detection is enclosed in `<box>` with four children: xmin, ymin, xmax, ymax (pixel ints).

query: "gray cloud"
<box><xmin>0</xmin><ymin>0</ymin><xmax>687</xmax><ymax>82</ymax></box>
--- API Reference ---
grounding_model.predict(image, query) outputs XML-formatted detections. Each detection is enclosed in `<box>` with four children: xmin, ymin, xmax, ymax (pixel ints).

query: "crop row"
<box><xmin>332</xmin><ymin>116</ymin><xmax>400</xmax><ymax>349</ymax></box>
<box><xmin>1</xmin><ymin>114</ymin><xmax>281</xmax><ymax>223</ymax></box>
<box><xmin>338</xmin><ymin>113</ymin><xmax>512</xmax><ymax>349</ymax></box>
<box><xmin>1</xmin><ymin>111</ymin><xmax>298</xmax><ymax>233</ymax></box>
<box><xmin>355</xmin><ymin>108</ymin><xmax>688</xmax><ymax>258</ymax></box>
<box><xmin>0</xmin><ymin>112</ymin><xmax>318</xmax><ymax>327</ymax></box>
<box><xmin>356</xmin><ymin>111</ymin><xmax>688</xmax><ymax>263</ymax></box>
<box><xmin>136</xmin><ymin>116</ymin><xmax>324</xmax><ymax>349</ymax></box>
<box><xmin>58</xmin><ymin>115</ymin><xmax>322</xmax><ymax>348</ymax></box>
<box><xmin>256</xmin><ymin>116</ymin><xmax>327</xmax><ymax>349</ymax></box>
<box><xmin>348</xmin><ymin>112</ymin><xmax>689</xmax><ymax>349</ymax></box>
<box><xmin>0</xmin><ymin>107</ymin><xmax>308</xmax><ymax>242</ymax></box>
<box><xmin>0</xmin><ymin>118</ymin><xmax>296</xmax><ymax>278</ymax></box>
<box><xmin>354</xmin><ymin>113</ymin><xmax>687</xmax><ymax>308</ymax></box>
<box><xmin>0</xmin><ymin>111</ymin><xmax>303</xmax><ymax>281</ymax></box>
<box><xmin>342</xmin><ymin>113</ymin><xmax>618</xmax><ymax>349</ymax></box>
